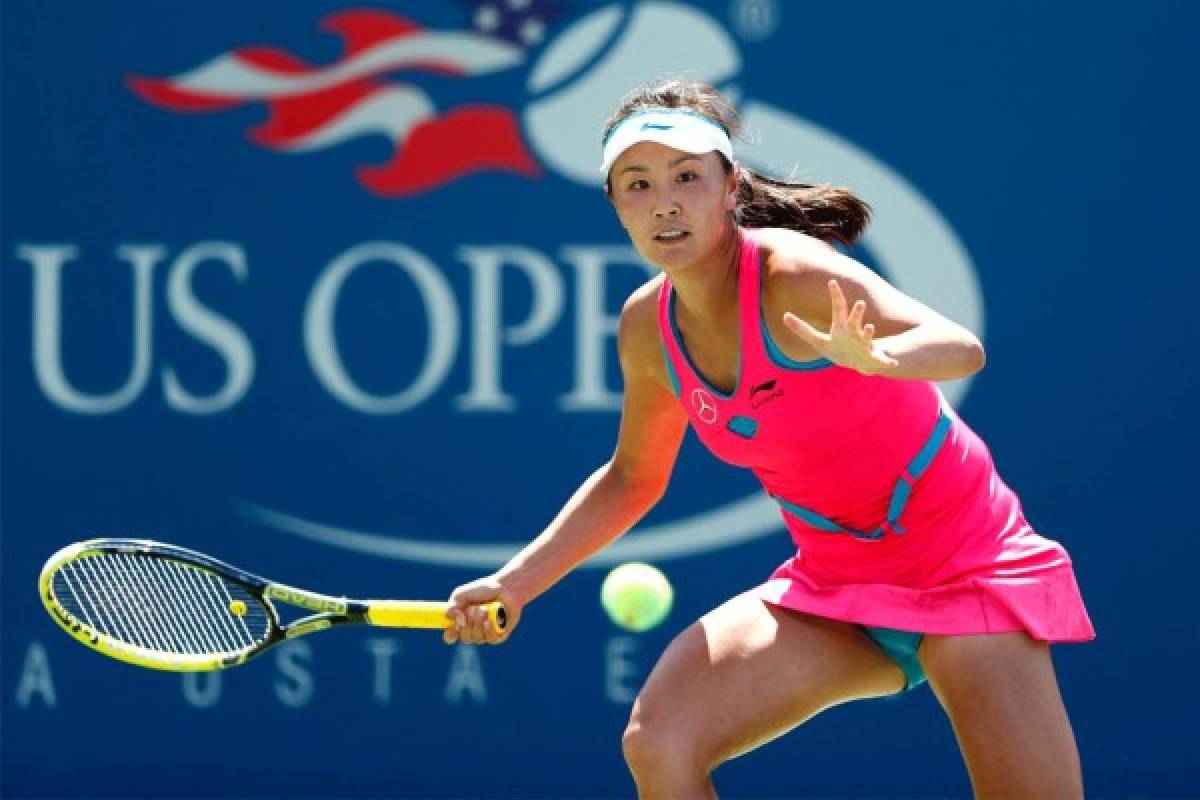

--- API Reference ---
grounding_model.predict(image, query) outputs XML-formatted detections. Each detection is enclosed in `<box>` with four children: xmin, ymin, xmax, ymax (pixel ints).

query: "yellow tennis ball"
<box><xmin>228</xmin><ymin>600</ymin><xmax>247</xmax><ymax>617</ymax></box>
<box><xmin>601</xmin><ymin>563</ymin><xmax>673</xmax><ymax>632</ymax></box>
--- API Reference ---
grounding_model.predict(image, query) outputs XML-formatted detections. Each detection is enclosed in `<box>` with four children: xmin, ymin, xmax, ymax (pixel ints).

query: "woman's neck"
<box><xmin>664</xmin><ymin>224</ymin><xmax>742</xmax><ymax>325</ymax></box>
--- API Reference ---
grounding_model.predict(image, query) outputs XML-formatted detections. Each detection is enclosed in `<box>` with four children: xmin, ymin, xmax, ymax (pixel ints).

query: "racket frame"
<box><xmin>39</xmin><ymin>539</ymin><xmax>371</xmax><ymax>671</ymax></box>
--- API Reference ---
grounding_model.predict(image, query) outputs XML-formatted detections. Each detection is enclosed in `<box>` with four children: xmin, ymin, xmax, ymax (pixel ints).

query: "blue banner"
<box><xmin>4</xmin><ymin>1</ymin><xmax>1197</xmax><ymax>797</ymax></box>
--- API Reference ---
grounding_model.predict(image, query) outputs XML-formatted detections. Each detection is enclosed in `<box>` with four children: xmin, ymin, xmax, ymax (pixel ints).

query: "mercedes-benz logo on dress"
<box><xmin>691</xmin><ymin>388</ymin><xmax>719</xmax><ymax>425</ymax></box>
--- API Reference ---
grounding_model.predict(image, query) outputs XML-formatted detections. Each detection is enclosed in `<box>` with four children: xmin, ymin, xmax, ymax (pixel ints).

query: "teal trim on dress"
<box><xmin>759</xmin><ymin>317</ymin><xmax>833</xmax><ymax>371</ymax></box>
<box><xmin>908</xmin><ymin>412</ymin><xmax>953</xmax><ymax>475</ymax></box>
<box><xmin>661</xmin><ymin>341</ymin><xmax>681</xmax><ymax>396</ymax></box>
<box><xmin>886</xmin><ymin>481</ymin><xmax>913</xmax><ymax>530</ymax></box>
<box><xmin>726</xmin><ymin>415</ymin><xmax>759</xmax><ymax>439</ymax></box>
<box><xmin>861</xmin><ymin>626</ymin><xmax>927</xmax><ymax>691</ymax></box>
<box><xmin>669</xmin><ymin>290</ymin><xmax>738</xmax><ymax>399</ymax></box>
<box><xmin>773</xmin><ymin>495</ymin><xmax>856</xmax><ymax>534</ymax></box>
<box><xmin>772</xmin><ymin>409</ymin><xmax>951</xmax><ymax>542</ymax></box>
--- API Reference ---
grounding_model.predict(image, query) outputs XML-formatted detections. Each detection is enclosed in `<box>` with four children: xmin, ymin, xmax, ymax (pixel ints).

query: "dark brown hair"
<box><xmin>602</xmin><ymin>79</ymin><xmax>871</xmax><ymax>246</ymax></box>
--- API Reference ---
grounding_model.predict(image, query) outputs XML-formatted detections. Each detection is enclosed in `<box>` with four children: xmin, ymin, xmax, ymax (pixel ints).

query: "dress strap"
<box><xmin>735</xmin><ymin>228</ymin><xmax>772</xmax><ymax>371</ymax></box>
<box><xmin>656</xmin><ymin>276</ymin><xmax>683</xmax><ymax>396</ymax></box>
<box><xmin>772</xmin><ymin>409</ymin><xmax>953</xmax><ymax>541</ymax></box>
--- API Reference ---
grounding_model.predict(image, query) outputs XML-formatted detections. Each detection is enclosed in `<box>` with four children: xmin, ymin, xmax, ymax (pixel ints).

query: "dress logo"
<box><xmin>690</xmin><ymin>388</ymin><xmax>719</xmax><ymax>425</ymax></box>
<box><xmin>750</xmin><ymin>379</ymin><xmax>776</xmax><ymax>397</ymax></box>
<box><xmin>750</xmin><ymin>378</ymin><xmax>784</xmax><ymax>409</ymax></box>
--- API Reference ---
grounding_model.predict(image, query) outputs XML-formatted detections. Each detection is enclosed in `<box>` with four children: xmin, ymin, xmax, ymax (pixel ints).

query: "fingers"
<box><xmin>449</xmin><ymin>603</ymin><xmax>506</xmax><ymax>645</ymax></box>
<box><xmin>859</xmin><ymin>324</ymin><xmax>899</xmax><ymax>369</ymax></box>
<box><xmin>873</xmin><ymin>347</ymin><xmax>900</xmax><ymax>369</ymax></box>
<box><xmin>828</xmin><ymin>279</ymin><xmax>848</xmax><ymax>323</ymax></box>
<box><xmin>830</xmin><ymin>280</ymin><xmax>871</xmax><ymax>338</ymax></box>
<box><xmin>443</xmin><ymin>604</ymin><xmax>491</xmax><ymax>645</ymax></box>
<box><xmin>442</xmin><ymin>608</ymin><xmax>466</xmax><ymax>644</ymax></box>
<box><xmin>782</xmin><ymin>312</ymin><xmax>826</xmax><ymax>345</ymax></box>
<box><xmin>793</xmin><ymin>282</ymin><xmax>899</xmax><ymax>373</ymax></box>
<box><xmin>847</xmin><ymin>298</ymin><xmax>866</xmax><ymax>333</ymax></box>
<box><xmin>443</xmin><ymin>581</ymin><xmax>518</xmax><ymax>646</ymax></box>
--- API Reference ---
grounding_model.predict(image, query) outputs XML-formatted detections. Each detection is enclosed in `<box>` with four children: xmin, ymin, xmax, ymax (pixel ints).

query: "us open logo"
<box><xmin>20</xmin><ymin>1</ymin><xmax>982</xmax><ymax>569</ymax></box>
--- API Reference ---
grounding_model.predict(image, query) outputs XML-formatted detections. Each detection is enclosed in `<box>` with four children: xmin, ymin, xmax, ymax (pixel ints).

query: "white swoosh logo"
<box><xmin>237</xmin><ymin>493</ymin><xmax>785</xmax><ymax>568</ymax></box>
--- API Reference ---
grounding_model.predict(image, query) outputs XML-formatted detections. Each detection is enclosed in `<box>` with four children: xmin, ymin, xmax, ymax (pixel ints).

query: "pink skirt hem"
<box><xmin>752</xmin><ymin>560</ymin><xmax>1095</xmax><ymax>641</ymax></box>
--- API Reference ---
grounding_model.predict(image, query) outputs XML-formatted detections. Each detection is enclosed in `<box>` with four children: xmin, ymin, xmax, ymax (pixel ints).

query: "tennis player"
<box><xmin>445</xmin><ymin>79</ymin><xmax>1094</xmax><ymax>798</ymax></box>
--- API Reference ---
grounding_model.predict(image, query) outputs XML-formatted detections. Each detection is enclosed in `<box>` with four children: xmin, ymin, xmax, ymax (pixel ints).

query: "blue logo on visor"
<box><xmin>641</xmin><ymin>122</ymin><xmax>674</xmax><ymax>131</ymax></box>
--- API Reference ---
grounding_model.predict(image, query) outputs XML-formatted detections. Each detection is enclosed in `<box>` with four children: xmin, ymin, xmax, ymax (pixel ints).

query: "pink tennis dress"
<box><xmin>657</xmin><ymin>228</ymin><xmax>1094</xmax><ymax>641</ymax></box>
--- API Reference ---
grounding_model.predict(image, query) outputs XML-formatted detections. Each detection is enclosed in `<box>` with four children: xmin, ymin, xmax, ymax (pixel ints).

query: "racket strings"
<box><xmin>54</xmin><ymin>553</ymin><xmax>270</xmax><ymax>655</ymax></box>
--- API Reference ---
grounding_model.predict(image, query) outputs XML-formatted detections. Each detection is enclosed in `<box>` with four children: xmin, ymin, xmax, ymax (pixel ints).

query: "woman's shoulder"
<box><xmin>621</xmin><ymin>271</ymin><xmax>666</xmax><ymax>319</ymax></box>
<box><xmin>751</xmin><ymin>227</ymin><xmax>840</xmax><ymax>305</ymax></box>
<box><xmin>750</xmin><ymin>227</ymin><xmax>838</xmax><ymax>276</ymax></box>
<box><xmin>617</xmin><ymin>272</ymin><xmax>669</xmax><ymax>369</ymax></box>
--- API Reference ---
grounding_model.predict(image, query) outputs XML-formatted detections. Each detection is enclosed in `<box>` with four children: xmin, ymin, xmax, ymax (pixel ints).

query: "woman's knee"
<box><xmin>622</xmin><ymin>699</ymin><xmax>715</xmax><ymax>780</ymax></box>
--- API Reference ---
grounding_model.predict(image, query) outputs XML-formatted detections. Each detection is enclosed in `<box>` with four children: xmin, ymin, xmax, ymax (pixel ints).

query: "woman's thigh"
<box><xmin>627</xmin><ymin>591</ymin><xmax>907</xmax><ymax>768</ymax></box>
<box><xmin>919</xmin><ymin>632</ymin><xmax>1083</xmax><ymax>799</ymax></box>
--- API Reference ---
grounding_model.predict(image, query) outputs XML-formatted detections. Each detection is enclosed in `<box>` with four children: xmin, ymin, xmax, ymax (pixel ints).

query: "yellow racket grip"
<box><xmin>366</xmin><ymin>600</ymin><xmax>508</xmax><ymax>633</ymax></box>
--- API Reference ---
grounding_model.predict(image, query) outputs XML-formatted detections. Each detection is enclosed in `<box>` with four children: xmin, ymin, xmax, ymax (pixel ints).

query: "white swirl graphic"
<box><xmin>245</xmin><ymin>1</ymin><xmax>981</xmax><ymax>567</ymax></box>
<box><xmin>239</xmin><ymin>494</ymin><xmax>784</xmax><ymax>568</ymax></box>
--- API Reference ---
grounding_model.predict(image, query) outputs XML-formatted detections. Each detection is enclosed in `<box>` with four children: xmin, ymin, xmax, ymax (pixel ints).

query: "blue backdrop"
<box><xmin>4</xmin><ymin>1</ymin><xmax>1198</xmax><ymax>797</ymax></box>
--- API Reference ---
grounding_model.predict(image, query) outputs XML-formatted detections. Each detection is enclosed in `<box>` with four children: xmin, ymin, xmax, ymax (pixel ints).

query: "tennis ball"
<box><xmin>228</xmin><ymin>600</ymin><xmax>247</xmax><ymax>617</ymax></box>
<box><xmin>601</xmin><ymin>563</ymin><xmax>673</xmax><ymax>632</ymax></box>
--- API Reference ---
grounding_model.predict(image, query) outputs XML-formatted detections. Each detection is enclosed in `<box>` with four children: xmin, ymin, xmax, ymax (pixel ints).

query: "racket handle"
<box><xmin>366</xmin><ymin>600</ymin><xmax>508</xmax><ymax>633</ymax></box>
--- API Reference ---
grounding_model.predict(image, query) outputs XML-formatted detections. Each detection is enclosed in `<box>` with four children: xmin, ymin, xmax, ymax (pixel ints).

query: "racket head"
<box><xmin>39</xmin><ymin>539</ymin><xmax>280</xmax><ymax>671</ymax></box>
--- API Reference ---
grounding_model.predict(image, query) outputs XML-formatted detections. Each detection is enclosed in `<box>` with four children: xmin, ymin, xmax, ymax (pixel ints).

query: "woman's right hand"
<box><xmin>443</xmin><ymin>576</ymin><xmax>523</xmax><ymax>645</ymax></box>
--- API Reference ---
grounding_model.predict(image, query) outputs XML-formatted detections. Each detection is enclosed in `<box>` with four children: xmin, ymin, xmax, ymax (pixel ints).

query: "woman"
<box><xmin>443</xmin><ymin>79</ymin><xmax>1094</xmax><ymax>799</ymax></box>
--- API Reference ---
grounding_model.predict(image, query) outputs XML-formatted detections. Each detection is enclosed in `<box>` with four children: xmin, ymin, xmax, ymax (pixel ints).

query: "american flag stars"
<box><xmin>462</xmin><ymin>0</ymin><xmax>569</xmax><ymax>48</ymax></box>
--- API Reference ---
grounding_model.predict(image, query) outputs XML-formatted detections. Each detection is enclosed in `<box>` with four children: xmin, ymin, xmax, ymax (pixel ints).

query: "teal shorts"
<box><xmin>860</xmin><ymin>626</ymin><xmax>926</xmax><ymax>691</ymax></box>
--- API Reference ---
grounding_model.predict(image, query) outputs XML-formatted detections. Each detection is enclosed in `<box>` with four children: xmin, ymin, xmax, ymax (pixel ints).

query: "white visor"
<box><xmin>600</xmin><ymin>108</ymin><xmax>734</xmax><ymax>177</ymax></box>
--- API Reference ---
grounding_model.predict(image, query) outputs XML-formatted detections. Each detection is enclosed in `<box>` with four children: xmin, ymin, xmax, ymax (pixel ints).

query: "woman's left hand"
<box><xmin>782</xmin><ymin>279</ymin><xmax>900</xmax><ymax>375</ymax></box>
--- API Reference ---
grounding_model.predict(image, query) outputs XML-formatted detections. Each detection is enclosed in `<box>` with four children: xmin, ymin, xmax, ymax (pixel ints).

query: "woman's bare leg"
<box><xmin>622</xmin><ymin>593</ymin><xmax>907</xmax><ymax>799</ymax></box>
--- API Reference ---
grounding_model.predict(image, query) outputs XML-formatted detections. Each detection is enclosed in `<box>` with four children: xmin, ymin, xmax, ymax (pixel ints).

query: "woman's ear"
<box><xmin>724</xmin><ymin>164</ymin><xmax>740</xmax><ymax>212</ymax></box>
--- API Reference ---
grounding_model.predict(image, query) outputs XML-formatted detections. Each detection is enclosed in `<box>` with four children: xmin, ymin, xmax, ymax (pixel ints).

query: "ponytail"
<box><xmin>733</xmin><ymin>165</ymin><xmax>871</xmax><ymax>246</ymax></box>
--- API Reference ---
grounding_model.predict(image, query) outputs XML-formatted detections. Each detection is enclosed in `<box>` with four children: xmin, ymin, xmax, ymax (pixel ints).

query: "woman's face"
<box><xmin>607</xmin><ymin>141</ymin><xmax>738</xmax><ymax>269</ymax></box>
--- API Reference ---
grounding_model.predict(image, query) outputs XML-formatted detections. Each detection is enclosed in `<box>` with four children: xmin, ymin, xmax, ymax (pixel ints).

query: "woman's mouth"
<box><xmin>653</xmin><ymin>229</ymin><xmax>690</xmax><ymax>243</ymax></box>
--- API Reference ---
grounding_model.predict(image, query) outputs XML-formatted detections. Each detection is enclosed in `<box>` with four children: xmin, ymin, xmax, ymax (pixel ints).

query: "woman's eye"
<box><xmin>627</xmin><ymin>179</ymin><xmax>649</xmax><ymax>191</ymax></box>
<box><xmin>677</xmin><ymin>171</ymin><xmax>699</xmax><ymax>182</ymax></box>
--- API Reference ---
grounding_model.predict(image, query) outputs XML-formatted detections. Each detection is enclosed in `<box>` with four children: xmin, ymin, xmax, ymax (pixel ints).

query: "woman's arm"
<box><xmin>445</xmin><ymin>280</ymin><xmax>688</xmax><ymax>643</ymax></box>
<box><xmin>763</xmin><ymin>230</ymin><xmax>985</xmax><ymax>381</ymax></box>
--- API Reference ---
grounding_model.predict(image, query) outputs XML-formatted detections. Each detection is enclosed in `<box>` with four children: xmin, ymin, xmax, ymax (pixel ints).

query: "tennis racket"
<box><xmin>39</xmin><ymin>538</ymin><xmax>507</xmax><ymax>672</ymax></box>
